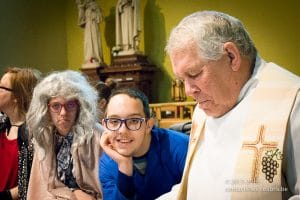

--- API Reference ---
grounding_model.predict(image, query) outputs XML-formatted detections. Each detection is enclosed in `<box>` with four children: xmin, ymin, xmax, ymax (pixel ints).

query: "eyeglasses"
<box><xmin>103</xmin><ymin>117</ymin><xmax>146</xmax><ymax>131</ymax></box>
<box><xmin>48</xmin><ymin>100</ymin><xmax>79</xmax><ymax>113</ymax></box>
<box><xmin>0</xmin><ymin>86</ymin><xmax>13</xmax><ymax>92</ymax></box>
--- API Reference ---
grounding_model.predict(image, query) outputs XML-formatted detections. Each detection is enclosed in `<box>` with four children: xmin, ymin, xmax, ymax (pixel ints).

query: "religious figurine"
<box><xmin>171</xmin><ymin>79</ymin><xmax>186</xmax><ymax>102</ymax></box>
<box><xmin>114</xmin><ymin>0</ymin><xmax>141</xmax><ymax>56</ymax></box>
<box><xmin>76</xmin><ymin>0</ymin><xmax>104</xmax><ymax>68</ymax></box>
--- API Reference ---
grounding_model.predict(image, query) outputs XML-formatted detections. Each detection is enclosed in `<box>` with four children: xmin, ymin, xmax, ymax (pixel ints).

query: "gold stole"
<box><xmin>177</xmin><ymin>62</ymin><xmax>300</xmax><ymax>200</ymax></box>
<box><xmin>176</xmin><ymin>105</ymin><xmax>206</xmax><ymax>200</ymax></box>
<box><xmin>231</xmin><ymin>63</ymin><xmax>299</xmax><ymax>199</ymax></box>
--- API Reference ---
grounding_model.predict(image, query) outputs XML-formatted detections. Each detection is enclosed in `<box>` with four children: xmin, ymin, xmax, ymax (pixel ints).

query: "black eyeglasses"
<box><xmin>0</xmin><ymin>86</ymin><xmax>13</xmax><ymax>92</ymax></box>
<box><xmin>103</xmin><ymin>117</ymin><xmax>146</xmax><ymax>131</ymax></box>
<box><xmin>48</xmin><ymin>100</ymin><xmax>79</xmax><ymax>113</ymax></box>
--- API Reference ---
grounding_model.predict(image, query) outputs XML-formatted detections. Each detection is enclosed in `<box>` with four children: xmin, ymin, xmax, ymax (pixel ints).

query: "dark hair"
<box><xmin>108</xmin><ymin>87</ymin><xmax>150</xmax><ymax>118</ymax></box>
<box><xmin>105</xmin><ymin>78</ymin><xmax>118</xmax><ymax>89</ymax></box>
<box><xmin>95</xmin><ymin>81</ymin><xmax>111</xmax><ymax>101</ymax></box>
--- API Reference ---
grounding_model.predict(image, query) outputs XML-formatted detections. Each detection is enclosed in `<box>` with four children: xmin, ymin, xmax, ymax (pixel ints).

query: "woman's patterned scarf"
<box><xmin>55</xmin><ymin>132</ymin><xmax>78</xmax><ymax>189</ymax></box>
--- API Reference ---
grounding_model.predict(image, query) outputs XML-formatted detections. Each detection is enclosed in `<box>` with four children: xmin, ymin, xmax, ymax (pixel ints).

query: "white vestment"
<box><xmin>187</xmin><ymin>67</ymin><xmax>257</xmax><ymax>199</ymax></box>
<box><xmin>157</xmin><ymin>57</ymin><xmax>300</xmax><ymax>200</ymax></box>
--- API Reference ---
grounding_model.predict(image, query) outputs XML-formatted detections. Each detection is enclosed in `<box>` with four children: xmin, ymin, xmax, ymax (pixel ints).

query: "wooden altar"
<box><xmin>80</xmin><ymin>67</ymin><xmax>101</xmax><ymax>86</ymax></box>
<box><xmin>97</xmin><ymin>54</ymin><xmax>156</xmax><ymax>101</ymax></box>
<box><xmin>150</xmin><ymin>101</ymin><xmax>196</xmax><ymax>128</ymax></box>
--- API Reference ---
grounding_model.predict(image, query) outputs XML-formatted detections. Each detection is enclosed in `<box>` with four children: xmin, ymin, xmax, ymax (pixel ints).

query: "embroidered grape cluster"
<box><xmin>261</xmin><ymin>149</ymin><xmax>283</xmax><ymax>183</ymax></box>
<box><xmin>261</xmin><ymin>156</ymin><xmax>279</xmax><ymax>183</ymax></box>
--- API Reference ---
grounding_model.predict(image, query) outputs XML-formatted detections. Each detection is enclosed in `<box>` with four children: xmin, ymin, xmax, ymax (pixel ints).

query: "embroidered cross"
<box><xmin>242</xmin><ymin>125</ymin><xmax>278</xmax><ymax>182</ymax></box>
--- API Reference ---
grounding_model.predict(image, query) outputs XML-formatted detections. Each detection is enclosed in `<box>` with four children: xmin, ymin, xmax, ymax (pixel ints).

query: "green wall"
<box><xmin>0</xmin><ymin>0</ymin><xmax>68</xmax><ymax>74</ymax></box>
<box><xmin>1</xmin><ymin>0</ymin><xmax>299</xmax><ymax>102</ymax></box>
<box><xmin>67</xmin><ymin>0</ymin><xmax>300</xmax><ymax>102</ymax></box>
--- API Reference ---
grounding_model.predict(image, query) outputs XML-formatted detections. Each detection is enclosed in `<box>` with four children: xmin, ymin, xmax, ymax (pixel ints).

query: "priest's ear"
<box><xmin>223</xmin><ymin>42</ymin><xmax>241</xmax><ymax>71</ymax></box>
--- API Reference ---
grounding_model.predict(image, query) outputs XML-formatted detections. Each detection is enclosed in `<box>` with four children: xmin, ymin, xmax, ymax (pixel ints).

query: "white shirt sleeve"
<box><xmin>155</xmin><ymin>183</ymin><xmax>181</xmax><ymax>200</ymax></box>
<box><xmin>287</xmin><ymin>91</ymin><xmax>300</xmax><ymax>198</ymax></box>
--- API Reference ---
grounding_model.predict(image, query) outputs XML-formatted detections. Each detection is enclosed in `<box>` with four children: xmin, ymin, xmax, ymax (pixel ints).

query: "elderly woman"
<box><xmin>26</xmin><ymin>70</ymin><xmax>103</xmax><ymax>200</ymax></box>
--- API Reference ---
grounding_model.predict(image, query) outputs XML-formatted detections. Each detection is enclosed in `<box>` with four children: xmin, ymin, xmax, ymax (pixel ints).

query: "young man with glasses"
<box><xmin>99</xmin><ymin>88</ymin><xmax>189</xmax><ymax>200</ymax></box>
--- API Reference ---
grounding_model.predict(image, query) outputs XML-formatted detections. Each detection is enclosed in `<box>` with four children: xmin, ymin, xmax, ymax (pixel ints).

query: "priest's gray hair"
<box><xmin>166</xmin><ymin>10</ymin><xmax>257</xmax><ymax>62</ymax></box>
<box><xmin>26</xmin><ymin>70</ymin><xmax>99</xmax><ymax>156</ymax></box>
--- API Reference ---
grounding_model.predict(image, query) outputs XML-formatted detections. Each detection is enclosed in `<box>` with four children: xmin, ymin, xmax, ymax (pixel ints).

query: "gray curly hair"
<box><xmin>166</xmin><ymin>10</ymin><xmax>257</xmax><ymax>62</ymax></box>
<box><xmin>26</xmin><ymin>70</ymin><xmax>98</xmax><ymax>154</ymax></box>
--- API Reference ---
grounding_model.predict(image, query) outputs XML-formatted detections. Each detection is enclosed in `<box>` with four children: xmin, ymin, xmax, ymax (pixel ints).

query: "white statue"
<box><xmin>114</xmin><ymin>0</ymin><xmax>141</xmax><ymax>55</ymax></box>
<box><xmin>76</xmin><ymin>0</ymin><xmax>104</xmax><ymax>68</ymax></box>
<box><xmin>171</xmin><ymin>79</ymin><xmax>187</xmax><ymax>102</ymax></box>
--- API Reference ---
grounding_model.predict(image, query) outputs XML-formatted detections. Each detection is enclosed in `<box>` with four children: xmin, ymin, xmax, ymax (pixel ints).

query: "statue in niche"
<box><xmin>76</xmin><ymin>0</ymin><xmax>104</xmax><ymax>68</ymax></box>
<box><xmin>171</xmin><ymin>79</ymin><xmax>186</xmax><ymax>102</ymax></box>
<box><xmin>113</xmin><ymin>0</ymin><xmax>141</xmax><ymax>56</ymax></box>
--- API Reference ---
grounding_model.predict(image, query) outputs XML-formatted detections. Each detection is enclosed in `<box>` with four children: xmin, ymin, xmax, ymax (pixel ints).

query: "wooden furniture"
<box><xmin>80</xmin><ymin>67</ymin><xmax>101</xmax><ymax>86</ymax></box>
<box><xmin>97</xmin><ymin>54</ymin><xmax>156</xmax><ymax>101</ymax></box>
<box><xmin>150</xmin><ymin>101</ymin><xmax>196</xmax><ymax>128</ymax></box>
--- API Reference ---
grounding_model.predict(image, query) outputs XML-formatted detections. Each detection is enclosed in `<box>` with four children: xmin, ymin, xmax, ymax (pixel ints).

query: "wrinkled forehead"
<box><xmin>170</xmin><ymin>47</ymin><xmax>205</xmax><ymax>75</ymax></box>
